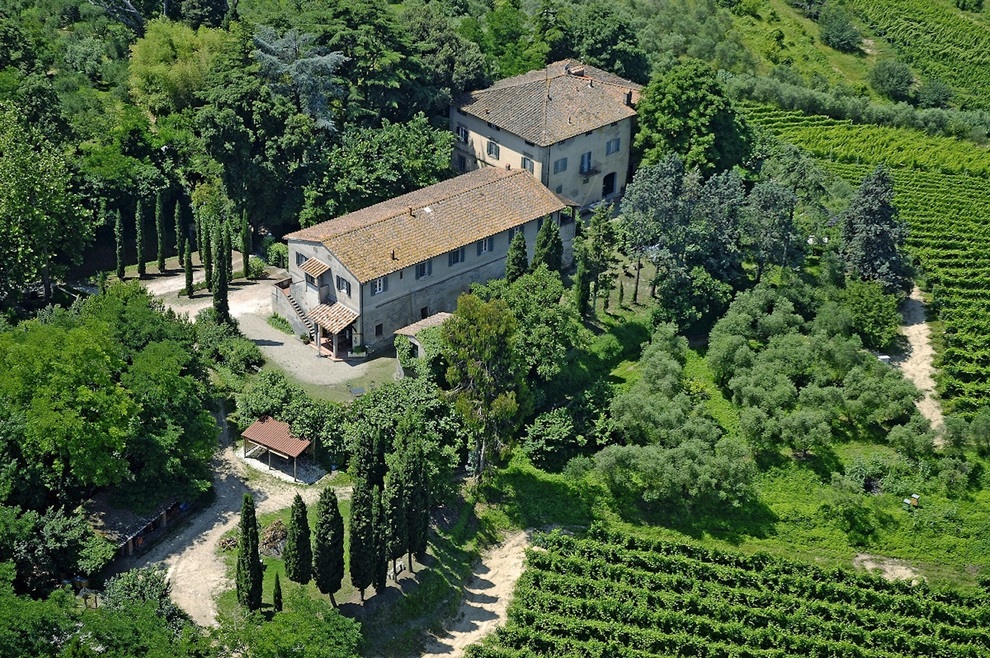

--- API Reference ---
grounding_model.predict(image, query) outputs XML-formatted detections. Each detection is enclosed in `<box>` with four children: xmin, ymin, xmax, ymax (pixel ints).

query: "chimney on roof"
<box><xmin>625</xmin><ymin>90</ymin><xmax>633</xmax><ymax>106</ymax></box>
<box><xmin>391</xmin><ymin>249</ymin><xmax>397</xmax><ymax>261</ymax></box>
<box><xmin>568</xmin><ymin>66</ymin><xmax>585</xmax><ymax>77</ymax></box>
<box><xmin>408</xmin><ymin>206</ymin><xmax>413</xmax><ymax>216</ymax></box>
<box><xmin>505</xmin><ymin>164</ymin><xmax>511</xmax><ymax>171</ymax></box>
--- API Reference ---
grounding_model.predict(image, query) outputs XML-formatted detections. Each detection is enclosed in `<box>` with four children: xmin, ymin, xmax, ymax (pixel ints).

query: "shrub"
<box><xmin>840</xmin><ymin>279</ymin><xmax>901</xmax><ymax>351</ymax></box>
<box><xmin>956</xmin><ymin>0</ymin><xmax>984</xmax><ymax>11</ymax></box>
<box><xmin>918</xmin><ymin>78</ymin><xmax>953</xmax><ymax>109</ymax></box>
<box><xmin>247</xmin><ymin>256</ymin><xmax>268</xmax><ymax>279</ymax></box>
<box><xmin>819</xmin><ymin>4</ymin><xmax>861</xmax><ymax>52</ymax></box>
<box><xmin>267</xmin><ymin>314</ymin><xmax>293</xmax><ymax>334</ymax></box>
<box><xmin>264</xmin><ymin>239</ymin><xmax>288</xmax><ymax>268</ymax></box>
<box><xmin>221</xmin><ymin>337</ymin><xmax>264</xmax><ymax>374</ymax></box>
<box><xmin>869</xmin><ymin>60</ymin><xmax>914</xmax><ymax>103</ymax></box>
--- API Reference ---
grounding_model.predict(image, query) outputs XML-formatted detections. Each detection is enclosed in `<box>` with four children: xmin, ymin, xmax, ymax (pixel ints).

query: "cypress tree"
<box><xmin>135</xmin><ymin>200</ymin><xmax>146</xmax><ymax>277</ymax></box>
<box><xmin>225</xmin><ymin>221</ymin><xmax>234</xmax><ymax>283</ymax></box>
<box><xmin>505</xmin><ymin>230</ymin><xmax>528</xmax><ymax>283</ymax></box>
<box><xmin>532</xmin><ymin>216</ymin><xmax>563</xmax><ymax>273</ymax></box>
<box><xmin>184</xmin><ymin>242</ymin><xmax>193</xmax><ymax>297</ymax></box>
<box><xmin>241</xmin><ymin>210</ymin><xmax>251</xmax><ymax>279</ymax></box>
<box><xmin>272</xmin><ymin>572</ymin><xmax>283</xmax><ymax>612</ymax></box>
<box><xmin>175</xmin><ymin>199</ymin><xmax>185</xmax><ymax>267</ymax></box>
<box><xmin>202</xmin><ymin>217</ymin><xmax>213</xmax><ymax>291</ymax></box>
<box><xmin>349</xmin><ymin>477</ymin><xmax>374</xmax><ymax>600</ymax></box>
<box><xmin>283</xmin><ymin>494</ymin><xmax>312</xmax><ymax>585</ymax></box>
<box><xmin>236</xmin><ymin>493</ymin><xmax>263</xmax><ymax>611</ymax></box>
<box><xmin>384</xmin><ymin>469</ymin><xmax>408</xmax><ymax>578</ymax></box>
<box><xmin>407</xmin><ymin>437</ymin><xmax>430</xmax><ymax>565</ymax></box>
<box><xmin>114</xmin><ymin>209</ymin><xmax>125</xmax><ymax>280</ymax></box>
<box><xmin>155</xmin><ymin>192</ymin><xmax>166</xmax><ymax>273</ymax></box>
<box><xmin>313</xmin><ymin>487</ymin><xmax>345</xmax><ymax>604</ymax></box>
<box><xmin>372</xmin><ymin>484</ymin><xmax>388</xmax><ymax>594</ymax></box>
<box><xmin>213</xmin><ymin>223</ymin><xmax>230</xmax><ymax>324</ymax></box>
<box><xmin>574</xmin><ymin>240</ymin><xmax>591</xmax><ymax>318</ymax></box>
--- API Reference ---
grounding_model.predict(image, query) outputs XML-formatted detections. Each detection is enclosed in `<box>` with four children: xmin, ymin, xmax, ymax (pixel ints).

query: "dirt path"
<box><xmin>895</xmin><ymin>286</ymin><xmax>944</xmax><ymax>437</ymax></box>
<box><xmin>853</xmin><ymin>553</ymin><xmax>921</xmax><ymax>584</ymax></box>
<box><xmin>116</xmin><ymin>412</ymin><xmax>346</xmax><ymax>627</ymax></box>
<box><xmin>421</xmin><ymin>531</ymin><xmax>530</xmax><ymax>658</ymax></box>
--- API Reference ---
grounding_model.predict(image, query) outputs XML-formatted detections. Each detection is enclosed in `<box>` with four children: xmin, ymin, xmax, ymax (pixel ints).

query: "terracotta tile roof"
<box><xmin>394</xmin><ymin>312</ymin><xmax>452</xmax><ymax>337</ymax></box>
<box><xmin>242</xmin><ymin>416</ymin><xmax>311</xmax><ymax>459</ymax></box>
<box><xmin>284</xmin><ymin>168</ymin><xmax>566</xmax><ymax>282</ymax></box>
<box><xmin>300</xmin><ymin>258</ymin><xmax>331</xmax><ymax>278</ymax></box>
<box><xmin>308</xmin><ymin>302</ymin><xmax>359</xmax><ymax>334</ymax></box>
<box><xmin>456</xmin><ymin>59</ymin><xmax>641</xmax><ymax>147</ymax></box>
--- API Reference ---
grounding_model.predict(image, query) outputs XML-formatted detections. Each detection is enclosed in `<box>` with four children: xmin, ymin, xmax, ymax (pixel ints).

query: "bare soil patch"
<box><xmin>853</xmin><ymin>553</ymin><xmax>922</xmax><ymax>584</ymax></box>
<box><xmin>421</xmin><ymin>531</ymin><xmax>530</xmax><ymax>658</ymax></box>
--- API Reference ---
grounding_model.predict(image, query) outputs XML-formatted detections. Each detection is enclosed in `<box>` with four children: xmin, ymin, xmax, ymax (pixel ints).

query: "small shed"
<box><xmin>394</xmin><ymin>312</ymin><xmax>452</xmax><ymax>359</ymax></box>
<box><xmin>83</xmin><ymin>493</ymin><xmax>179</xmax><ymax>557</ymax></box>
<box><xmin>242</xmin><ymin>416</ymin><xmax>313</xmax><ymax>482</ymax></box>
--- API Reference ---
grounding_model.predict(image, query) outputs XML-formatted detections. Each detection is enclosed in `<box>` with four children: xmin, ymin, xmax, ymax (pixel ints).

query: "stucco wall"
<box><xmin>450</xmin><ymin>108</ymin><xmax>634</xmax><ymax>209</ymax></box>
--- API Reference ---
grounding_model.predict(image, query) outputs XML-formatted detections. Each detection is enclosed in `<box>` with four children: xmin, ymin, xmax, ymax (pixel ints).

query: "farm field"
<box><xmin>469</xmin><ymin>527</ymin><xmax>990</xmax><ymax>658</ymax></box>
<box><xmin>745</xmin><ymin>105</ymin><xmax>990</xmax><ymax>412</ymax></box>
<box><xmin>844</xmin><ymin>0</ymin><xmax>990</xmax><ymax>109</ymax></box>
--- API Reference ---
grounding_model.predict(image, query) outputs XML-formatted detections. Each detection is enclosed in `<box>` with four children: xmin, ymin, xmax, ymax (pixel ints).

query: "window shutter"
<box><xmin>383</xmin><ymin>276</ymin><xmax>388</xmax><ymax>292</ymax></box>
<box><xmin>477</xmin><ymin>240</ymin><xmax>483</xmax><ymax>256</ymax></box>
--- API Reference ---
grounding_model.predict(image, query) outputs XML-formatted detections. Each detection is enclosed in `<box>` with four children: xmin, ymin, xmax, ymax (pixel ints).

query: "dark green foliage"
<box><xmin>531</xmin><ymin>217</ymin><xmax>563</xmax><ymax>274</ymax></box>
<box><xmin>348</xmin><ymin>477</ymin><xmax>374</xmax><ymax>599</ymax></box>
<box><xmin>819</xmin><ymin>4</ymin><xmax>861</xmax><ymax>52</ymax></box>
<box><xmin>184</xmin><ymin>242</ymin><xmax>193</xmax><ymax>296</ymax></box>
<box><xmin>283</xmin><ymin>494</ymin><xmax>312</xmax><ymax>585</ymax></box>
<box><xmin>635</xmin><ymin>60</ymin><xmax>751</xmax><ymax>174</ymax></box>
<box><xmin>840</xmin><ymin>279</ymin><xmax>901</xmax><ymax>350</ymax></box>
<box><xmin>236</xmin><ymin>493</ymin><xmax>262</xmax><ymax>611</ymax></box>
<box><xmin>917</xmin><ymin>78</ymin><xmax>953</xmax><ymax>109</ymax></box>
<box><xmin>505</xmin><ymin>231</ymin><xmax>529</xmax><ymax>283</ymax></box>
<box><xmin>371</xmin><ymin>484</ymin><xmax>387</xmax><ymax>593</ymax></box>
<box><xmin>240</xmin><ymin>211</ymin><xmax>251</xmax><ymax>279</ymax></box>
<box><xmin>869</xmin><ymin>60</ymin><xmax>915</xmax><ymax>103</ymax></box>
<box><xmin>135</xmin><ymin>200</ymin><xmax>145</xmax><ymax>277</ymax></box>
<box><xmin>579</xmin><ymin>204</ymin><xmax>620</xmax><ymax>315</ymax></box>
<box><xmin>176</xmin><ymin>0</ymin><xmax>228</xmax><ymax>29</ymax></box>
<box><xmin>202</xmin><ymin>217</ymin><xmax>213</xmax><ymax>292</ymax></box>
<box><xmin>0</xmin><ymin>563</ymin><xmax>72</xmax><ymax>658</ymax></box>
<box><xmin>383</xmin><ymin>469</ymin><xmax>407</xmax><ymax>573</ymax></box>
<box><xmin>155</xmin><ymin>193</ymin><xmax>166</xmax><ymax>274</ymax></box>
<box><xmin>102</xmin><ymin>567</ymin><xmax>186</xmax><ymax>632</ymax></box>
<box><xmin>175</xmin><ymin>201</ymin><xmax>185</xmax><ymax>267</ymax></box>
<box><xmin>743</xmin><ymin>180</ymin><xmax>801</xmax><ymax>280</ymax></box>
<box><xmin>840</xmin><ymin>166</ymin><xmax>909</xmax><ymax>293</ymax></box>
<box><xmin>115</xmin><ymin>209</ymin><xmax>125</xmax><ymax>280</ymax></box>
<box><xmin>313</xmin><ymin>488</ymin><xmax>345</xmax><ymax>601</ymax></box>
<box><xmin>574</xmin><ymin>244</ymin><xmax>591</xmax><ymax>318</ymax></box>
<box><xmin>212</xmin><ymin>224</ymin><xmax>230</xmax><ymax>324</ymax></box>
<box><xmin>240</xmin><ymin>591</ymin><xmax>361</xmax><ymax>658</ymax></box>
<box><xmin>956</xmin><ymin>0</ymin><xmax>984</xmax><ymax>11</ymax></box>
<box><xmin>569</xmin><ymin>1</ymin><xmax>649</xmax><ymax>84</ymax></box>
<box><xmin>272</xmin><ymin>572</ymin><xmax>283</xmax><ymax>612</ymax></box>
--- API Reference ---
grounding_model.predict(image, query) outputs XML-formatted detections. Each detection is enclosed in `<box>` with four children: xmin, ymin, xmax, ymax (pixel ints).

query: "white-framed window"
<box><xmin>606</xmin><ymin>138</ymin><xmax>621</xmax><ymax>155</ymax></box>
<box><xmin>456</xmin><ymin>125</ymin><xmax>469</xmax><ymax>143</ymax></box>
<box><xmin>580</xmin><ymin>151</ymin><xmax>593</xmax><ymax>174</ymax></box>
<box><xmin>477</xmin><ymin>236</ymin><xmax>494</xmax><ymax>255</ymax></box>
<box><xmin>487</xmin><ymin>141</ymin><xmax>500</xmax><ymax>160</ymax></box>
<box><xmin>553</xmin><ymin>157</ymin><xmax>567</xmax><ymax>174</ymax></box>
<box><xmin>295</xmin><ymin>252</ymin><xmax>306</xmax><ymax>267</ymax></box>
<box><xmin>448</xmin><ymin>247</ymin><xmax>466</xmax><ymax>267</ymax></box>
<box><xmin>371</xmin><ymin>276</ymin><xmax>388</xmax><ymax>296</ymax></box>
<box><xmin>336</xmin><ymin>275</ymin><xmax>351</xmax><ymax>297</ymax></box>
<box><xmin>415</xmin><ymin>260</ymin><xmax>433</xmax><ymax>279</ymax></box>
<box><xmin>521</xmin><ymin>155</ymin><xmax>534</xmax><ymax>173</ymax></box>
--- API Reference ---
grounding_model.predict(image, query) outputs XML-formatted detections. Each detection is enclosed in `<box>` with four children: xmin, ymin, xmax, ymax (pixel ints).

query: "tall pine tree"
<box><xmin>202</xmin><ymin>217</ymin><xmax>213</xmax><ymax>292</ymax></box>
<box><xmin>135</xmin><ymin>200</ymin><xmax>146</xmax><ymax>277</ymax></box>
<box><xmin>840</xmin><ymin>165</ymin><xmax>909</xmax><ymax>293</ymax></box>
<box><xmin>236</xmin><ymin>493</ymin><xmax>263</xmax><ymax>611</ymax></box>
<box><xmin>273</xmin><ymin>572</ymin><xmax>283</xmax><ymax>612</ymax></box>
<box><xmin>349</xmin><ymin>477</ymin><xmax>374</xmax><ymax>600</ymax></box>
<box><xmin>184</xmin><ymin>242</ymin><xmax>194</xmax><ymax>297</ymax></box>
<box><xmin>384</xmin><ymin>468</ymin><xmax>408</xmax><ymax>578</ymax></box>
<box><xmin>313</xmin><ymin>487</ymin><xmax>345</xmax><ymax>604</ymax></box>
<box><xmin>407</xmin><ymin>436</ymin><xmax>430</xmax><ymax>565</ymax></box>
<box><xmin>372</xmin><ymin>484</ymin><xmax>388</xmax><ymax>594</ymax></box>
<box><xmin>175</xmin><ymin>199</ymin><xmax>185</xmax><ymax>267</ymax></box>
<box><xmin>155</xmin><ymin>192</ymin><xmax>166</xmax><ymax>273</ymax></box>
<box><xmin>241</xmin><ymin>210</ymin><xmax>251</xmax><ymax>279</ymax></box>
<box><xmin>505</xmin><ymin>230</ymin><xmax>528</xmax><ymax>283</ymax></box>
<box><xmin>114</xmin><ymin>209</ymin><xmax>125</xmax><ymax>280</ymax></box>
<box><xmin>531</xmin><ymin>216</ymin><xmax>563</xmax><ymax>273</ymax></box>
<box><xmin>283</xmin><ymin>494</ymin><xmax>312</xmax><ymax>584</ymax></box>
<box><xmin>212</xmin><ymin>224</ymin><xmax>230</xmax><ymax>323</ymax></box>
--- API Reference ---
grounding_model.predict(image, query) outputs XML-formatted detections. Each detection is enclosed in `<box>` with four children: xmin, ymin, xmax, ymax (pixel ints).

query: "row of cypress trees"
<box><xmin>505</xmin><ymin>213</ymin><xmax>565</xmax><ymax>283</ymax></box>
<box><xmin>236</xmin><ymin>487</ymin><xmax>347</xmax><ymax>611</ymax></box>
<box><xmin>348</xmin><ymin>413</ymin><xmax>432</xmax><ymax>600</ymax></box>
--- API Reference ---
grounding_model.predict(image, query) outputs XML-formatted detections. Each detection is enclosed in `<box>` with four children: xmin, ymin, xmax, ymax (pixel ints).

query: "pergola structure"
<box><xmin>308</xmin><ymin>302</ymin><xmax>359</xmax><ymax>360</ymax></box>
<box><xmin>242</xmin><ymin>416</ymin><xmax>312</xmax><ymax>482</ymax></box>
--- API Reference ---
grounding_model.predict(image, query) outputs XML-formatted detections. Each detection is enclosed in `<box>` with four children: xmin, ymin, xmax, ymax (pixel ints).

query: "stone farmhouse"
<box><xmin>275</xmin><ymin>167</ymin><xmax>576</xmax><ymax>357</ymax></box>
<box><xmin>450</xmin><ymin>59</ymin><xmax>642</xmax><ymax>212</ymax></box>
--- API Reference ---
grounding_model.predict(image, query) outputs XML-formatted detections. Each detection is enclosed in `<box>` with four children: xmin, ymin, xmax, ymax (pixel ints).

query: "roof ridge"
<box><xmin>326</xmin><ymin>170</ymin><xmax>521</xmax><ymax>239</ymax></box>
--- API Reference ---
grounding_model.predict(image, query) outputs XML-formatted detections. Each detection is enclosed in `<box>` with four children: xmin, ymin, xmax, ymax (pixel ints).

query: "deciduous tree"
<box><xmin>840</xmin><ymin>166</ymin><xmax>909</xmax><ymax>294</ymax></box>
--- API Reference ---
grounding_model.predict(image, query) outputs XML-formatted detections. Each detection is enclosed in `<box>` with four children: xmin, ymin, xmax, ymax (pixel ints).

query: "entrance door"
<box><xmin>602</xmin><ymin>172</ymin><xmax>616</xmax><ymax>198</ymax></box>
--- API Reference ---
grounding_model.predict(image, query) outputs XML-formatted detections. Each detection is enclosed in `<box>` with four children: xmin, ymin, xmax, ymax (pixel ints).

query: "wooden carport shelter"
<box><xmin>242</xmin><ymin>416</ymin><xmax>312</xmax><ymax>482</ymax></box>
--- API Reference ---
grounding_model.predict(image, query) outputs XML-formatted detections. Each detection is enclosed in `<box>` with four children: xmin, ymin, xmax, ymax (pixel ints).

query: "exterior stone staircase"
<box><xmin>275</xmin><ymin>279</ymin><xmax>314</xmax><ymax>338</ymax></box>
